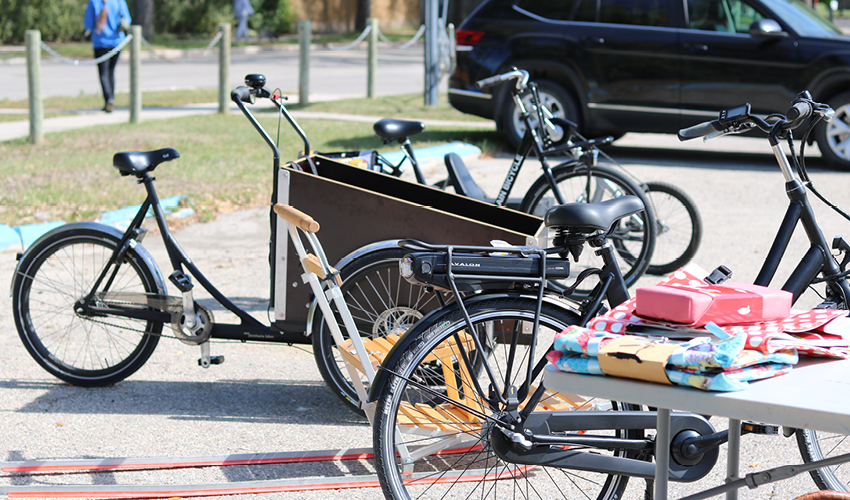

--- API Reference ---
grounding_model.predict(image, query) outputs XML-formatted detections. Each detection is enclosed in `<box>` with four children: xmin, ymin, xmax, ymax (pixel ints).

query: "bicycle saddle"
<box><xmin>373</xmin><ymin>118</ymin><xmax>425</xmax><ymax>142</ymax></box>
<box><xmin>545</xmin><ymin>196</ymin><xmax>644</xmax><ymax>233</ymax></box>
<box><xmin>112</xmin><ymin>148</ymin><xmax>181</xmax><ymax>177</ymax></box>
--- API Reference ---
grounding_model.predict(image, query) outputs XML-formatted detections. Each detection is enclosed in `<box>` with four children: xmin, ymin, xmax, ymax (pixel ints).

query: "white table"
<box><xmin>544</xmin><ymin>358</ymin><xmax>850</xmax><ymax>500</ymax></box>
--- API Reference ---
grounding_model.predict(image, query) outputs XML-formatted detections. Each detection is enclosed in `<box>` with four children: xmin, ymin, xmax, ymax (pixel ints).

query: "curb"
<box><xmin>1</xmin><ymin>195</ymin><xmax>192</xmax><ymax>253</ymax></box>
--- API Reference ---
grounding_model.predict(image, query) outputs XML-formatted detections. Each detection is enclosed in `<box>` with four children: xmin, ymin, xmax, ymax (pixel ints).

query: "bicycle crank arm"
<box><xmin>495</xmin><ymin>410</ymin><xmax>717</xmax><ymax>482</ymax></box>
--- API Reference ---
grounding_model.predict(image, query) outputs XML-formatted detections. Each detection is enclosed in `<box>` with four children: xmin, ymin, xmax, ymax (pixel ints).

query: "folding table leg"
<box><xmin>727</xmin><ymin>418</ymin><xmax>741</xmax><ymax>500</ymax></box>
<box><xmin>655</xmin><ymin>408</ymin><xmax>671</xmax><ymax>500</ymax></box>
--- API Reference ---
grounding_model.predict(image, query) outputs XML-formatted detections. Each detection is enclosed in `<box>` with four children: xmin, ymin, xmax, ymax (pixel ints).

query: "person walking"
<box><xmin>84</xmin><ymin>0</ymin><xmax>131</xmax><ymax>113</ymax></box>
<box><xmin>234</xmin><ymin>0</ymin><xmax>255</xmax><ymax>42</ymax></box>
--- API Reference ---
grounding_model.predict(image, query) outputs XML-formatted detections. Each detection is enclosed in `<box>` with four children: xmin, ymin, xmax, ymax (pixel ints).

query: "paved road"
<box><xmin>2</xmin><ymin>129</ymin><xmax>849</xmax><ymax>499</ymax></box>
<box><xmin>0</xmin><ymin>46</ymin><xmax>433</xmax><ymax>102</ymax></box>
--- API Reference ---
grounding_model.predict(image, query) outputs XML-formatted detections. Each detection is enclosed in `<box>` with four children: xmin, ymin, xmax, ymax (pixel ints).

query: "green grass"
<box><xmin>0</xmin><ymin>94</ymin><xmax>505</xmax><ymax>228</ymax></box>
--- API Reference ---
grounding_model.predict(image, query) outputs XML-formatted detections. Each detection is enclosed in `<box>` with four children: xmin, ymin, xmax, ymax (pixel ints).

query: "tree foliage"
<box><xmin>0</xmin><ymin>0</ymin><xmax>296</xmax><ymax>44</ymax></box>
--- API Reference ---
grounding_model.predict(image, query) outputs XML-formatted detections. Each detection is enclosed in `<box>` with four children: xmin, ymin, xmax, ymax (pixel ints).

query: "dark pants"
<box><xmin>94</xmin><ymin>47</ymin><xmax>121</xmax><ymax>105</ymax></box>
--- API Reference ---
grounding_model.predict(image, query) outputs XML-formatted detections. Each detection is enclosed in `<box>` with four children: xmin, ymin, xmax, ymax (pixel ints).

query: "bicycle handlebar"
<box><xmin>677</xmin><ymin>93</ymin><xmax>829</xmax><ymax>142</ymax></box>
<box><xmin>476</xmin><ymin>68</ymin><xmax>529</xmax><ymax>91</ymax></box>
<box><xmin>677</xmin><ymin>120</ymin><xmax>720</xmax><ymax>141</ymax></box>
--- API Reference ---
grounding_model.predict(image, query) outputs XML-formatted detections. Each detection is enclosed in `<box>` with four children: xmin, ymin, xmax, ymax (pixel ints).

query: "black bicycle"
<box><xmin>369</xmin><ymin>69</ymin><xmax>701</xmax><ymax>277</ymax></box>
<box><xmin>368</xmin><ymin>92</ymin><xmax>850</xmax><ymax>500</ymax></box>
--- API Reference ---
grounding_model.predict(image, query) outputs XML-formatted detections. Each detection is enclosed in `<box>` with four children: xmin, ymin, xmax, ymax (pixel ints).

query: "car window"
<box><xmin>758</xmin><ymin>0</ymin><xmax>843</xmax><ymax>36</ymax></box>
<box><xmin>687</xmin><ymin>0</ymin><xmax>765</xmax><ymax>32</ymax></box>
<box><xmin>598</xmin><ymin>0</ymin><xmax>672</xmax><ymax>26</ymax></box>
<box><xmin>514</xmin><ymin>0</ymin><xmax>597</xmax><ymax>22</ymax></box>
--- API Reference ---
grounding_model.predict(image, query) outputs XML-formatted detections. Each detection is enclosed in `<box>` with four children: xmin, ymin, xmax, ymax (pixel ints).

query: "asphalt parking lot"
<box><xmin>2</xmin><ymin>130</ymin><xmax>850</xmax><ymax>499</ymax></box>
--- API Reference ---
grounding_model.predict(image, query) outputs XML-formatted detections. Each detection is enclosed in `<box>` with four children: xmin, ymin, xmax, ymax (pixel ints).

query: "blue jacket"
<box><xmin>84</xmin><ymin>0</ymin><xmax>132</xmax><ymax>49</ymax></box>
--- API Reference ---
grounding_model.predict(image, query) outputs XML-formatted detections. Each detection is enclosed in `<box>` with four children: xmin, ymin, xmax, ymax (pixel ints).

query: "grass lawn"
<box><xmin>0</xmin><ymin>92</ymin><xmax>505</xmax><ymax>228</ymax></box>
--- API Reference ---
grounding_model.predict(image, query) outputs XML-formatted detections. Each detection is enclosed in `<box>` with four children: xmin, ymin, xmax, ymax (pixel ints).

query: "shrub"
<box><xmin>0</xmin><ymin>0</ymin><xmax>297</xmax><ymax>44</ymax></box>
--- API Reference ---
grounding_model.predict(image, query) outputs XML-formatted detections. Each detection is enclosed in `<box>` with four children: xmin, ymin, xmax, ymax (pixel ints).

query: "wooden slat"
<box><xmin>398</xmin><ymin>403</ymin><xmax>440</xmax><ymax>432</ymax></box>
<box><xmin>414</xmin><ymin>404</ymin><xmax>457</xmax><ymax>433</ymax></box>
<box><xmin>434</xmin><ymin>404</ymin><xmax>481</xmax><ymax>434</ymax></box>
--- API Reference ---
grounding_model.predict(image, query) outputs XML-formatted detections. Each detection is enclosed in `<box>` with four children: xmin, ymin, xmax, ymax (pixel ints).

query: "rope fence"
<box><xmin>24</xmin><ymin>17</ymin><xmax>453</xmax><ymax>143</ymax></box>
<box><xmin>39</xmin><ymin>30</ymin><xmax>224</xmax><ymax>66</ymax></box>
<box><xmin>39</xmin><ymin>34</ymin><xmax>134</xmax><ymax>66</ymax></box>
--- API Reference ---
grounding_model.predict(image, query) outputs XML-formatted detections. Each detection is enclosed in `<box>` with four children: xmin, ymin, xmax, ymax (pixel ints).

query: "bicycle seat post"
<box><xmin>401</xmin><ymin>138</ymin><xmax>426</xmax><ymax>185</ymax></box>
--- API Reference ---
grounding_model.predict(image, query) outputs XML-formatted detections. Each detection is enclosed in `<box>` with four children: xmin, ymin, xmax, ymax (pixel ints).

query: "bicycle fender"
<box><xmin>366</xmin><ymin>291</ymin><xmax>572</xmax><ymax>403</ymax></box>
<box><xmin>305</xmin><ymin>239</ymin><xmax>403</xmax><ymax>337</ymax></box>
<box><xmin>13</xmin><ymin>222</ymin><xmax>167</xmax><ymax>297</ymax></box>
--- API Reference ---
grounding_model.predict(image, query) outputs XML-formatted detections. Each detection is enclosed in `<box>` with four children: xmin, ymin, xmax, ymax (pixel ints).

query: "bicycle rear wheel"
<box><xmin>312</xmin><ymin>248</ymin><xmax>448</xmax><ymax>415</ymax></box>
<box><xmin>11</xmin><ymin>227</ymin><xmax>162</xmax><ymax>386</ymax></box>
<box><xmin>519</xmin><ymin>162</ymin><xmax>656</xmax><ymax>294</ymax></box>
<box><xmin>372</xmin><ymin>296</ymin><xmax>642</xmax><ymax>500</ymax></box>
<box><xmin>797</xmin><ymin>428</ymin><xmax>850</xmax><ymax>491</ymax></box>
<box><xmin>643</xmin><ymin>181</ymin><xmax>703</xmax><ymax>276</ymax></box>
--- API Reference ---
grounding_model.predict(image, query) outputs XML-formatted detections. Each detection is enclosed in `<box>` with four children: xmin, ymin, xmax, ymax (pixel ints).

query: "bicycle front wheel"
<box><xmin>643</xmin><ymin>181</ymin><xmax>703</xmax><ymax>276</ymax></box>
<box><xmin>11</xmin><ymin>227</ymin><xmax>162</xmax><ymax>386</ymax></box>
<box><xmin>797</xmin><ymin>428</ymin><xmax>850</xmax><ymax>491</ymax></box>
<box><xmin>520</xmin><ymin>162</ymin><xmax>656</xmax><ymax>293</ymax></box>
<box><xmin>373</xmin><ymin>296</ymin><xmax>641</xmax><ymax>500</ymax></box>
<box><xmin>312</xmin><ymin>248</ymin><xmax>448</xmax><ymax>416</ymax></box>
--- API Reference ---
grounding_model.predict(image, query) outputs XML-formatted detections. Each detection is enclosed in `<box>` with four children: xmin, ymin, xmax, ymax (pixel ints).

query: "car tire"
<box><xmin>816</xmin><ymin>91</ymin><xmax>850</xmax><ymax>170</ymax></box>
<box><xmin>499</xmin><ymin>79</ymin><xmax>579</xmax><ymax>149</ymax></box>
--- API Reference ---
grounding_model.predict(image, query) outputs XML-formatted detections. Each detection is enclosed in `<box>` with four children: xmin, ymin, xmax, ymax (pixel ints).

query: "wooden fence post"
<box><xmin>299</xmin><ymin>20</ymin><xmax>311</xmax><ymax>105</ymax></box>
<box><xmin>25</xmin><ymin>30</ymin><xmax>43</xmax><ymax>144</ymax></box>
<box><xmin>130</xmin><ymin>25</ymin><xmax>142</xmax><ymax>123</ymax></box>
<box><xmin>219</xmin><ymin>22</ymin><xmax>231</xmax><ymax>114</ymax></box>
<box><xmin>368</xmin><ymin>18</ymin><xmax>378</xmax><ymax>98</ymax></box>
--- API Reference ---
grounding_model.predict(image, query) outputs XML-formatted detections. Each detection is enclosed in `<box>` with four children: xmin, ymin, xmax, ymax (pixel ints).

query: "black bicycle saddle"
<box><xmin>373</xmin><ymin>118</ymin><xmax>425</xmax><ymax>142</ymax></box>
<box><xmin>112</xmin><ymin>148</ymin><xmax>181</xmax><ymax>177</ymax></box>
<box><xmin>545</xmin><ymin>196</ymin><xmax>644</xmax><ymax>233</ymax></box>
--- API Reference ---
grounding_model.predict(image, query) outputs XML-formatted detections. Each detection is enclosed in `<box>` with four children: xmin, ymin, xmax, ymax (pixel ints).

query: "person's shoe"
<box><xmin>104</xmin><ymin>103</ymin><xmax>113</xmax><ymax>113</ymax></box>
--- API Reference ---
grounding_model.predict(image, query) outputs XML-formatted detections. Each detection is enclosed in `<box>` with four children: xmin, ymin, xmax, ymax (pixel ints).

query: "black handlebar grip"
<box><xmin>786</xmin><ymin>101</ymin><xmax>813</xmax><ymax>121</ymax></box>
<box><xmin>677</xmin><ymin>120</ymin><xmax>720</xmax><ymax>141</ymax></box>
<box><xmin>230</xmin><ymin>86</ymin><xmax>252</xmax><ymax>104</ymax></box>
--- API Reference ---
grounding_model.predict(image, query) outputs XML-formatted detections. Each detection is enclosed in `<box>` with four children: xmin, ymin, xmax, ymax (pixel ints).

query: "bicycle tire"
<box><xmin>373</xmin><ymin>296</ymin><xmax>642</xmax><ymax>500</ymax></box>
<box><xmin>11</xmin><ymin>227</ymin><xmax>162</xmax><ymax>386</ymax></box>
<box><xmin>796</xmin><ymin>428</ymin><xmax>850</xmax><ymax>492</ymax></box>
<box><xmin>311</xmin><ymin>248</ymin><xmax>449</xmax><ymax>416</ymax></box>
<box><xmin>519</xmin><ymin>162</ymin><xmax>656</xmax><ymax>294</ymax></box>
<box><xmin>643</xmin><ymin>181</ymin><xmax>703</xmax><ymax>275</ymax></box>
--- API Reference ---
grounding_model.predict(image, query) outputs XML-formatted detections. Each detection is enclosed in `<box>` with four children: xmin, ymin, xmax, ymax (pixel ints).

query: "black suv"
<box><xmin>448</xmin><ymin>0</ymin><xmax>850</xmax><ymax>169</ymax></box>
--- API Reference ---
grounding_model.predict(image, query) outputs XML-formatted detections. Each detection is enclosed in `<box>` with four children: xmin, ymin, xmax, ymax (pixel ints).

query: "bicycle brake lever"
<box><xmin>704</xmin><ymin>123</ymin><xmax>755</xmax><ymax>141</ymax></box>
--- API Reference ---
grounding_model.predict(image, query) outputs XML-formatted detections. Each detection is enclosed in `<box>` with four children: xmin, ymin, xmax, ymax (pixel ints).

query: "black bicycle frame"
<box><xmin>78</xmin><ymin>172</ymin><xmax>307</xmax><ymax>344</ymax></box>
<box><xmin>754</xmin><ymin>135</ymin><xmax>850</xmax><ymax>306</ymax></box>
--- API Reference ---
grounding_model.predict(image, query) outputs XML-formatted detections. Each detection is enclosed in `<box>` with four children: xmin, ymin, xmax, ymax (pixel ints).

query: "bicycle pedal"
<box><xmin>741</xmin><ymin>421</ymin><xmax>779</xmax><ymax>435</ymax></box>
<box><xmin>169</xmin><ymin>271</ymin><xmax>194</xmax><ymax>292</ymax></box>
<box><xmin>198</xmin><ymin>355</ymin><xmax>224</xmax><ymax>366</ymax></box>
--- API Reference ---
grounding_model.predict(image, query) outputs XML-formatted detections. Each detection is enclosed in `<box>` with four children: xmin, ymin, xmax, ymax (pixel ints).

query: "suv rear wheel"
<box><xmin>815</xmin><ymin>91</ymin><xmax>850</xmax><ymax>171</ymax></box>
<box><xmin>500</xmin><ymin>79</ymin><xmax>579</xmax><ymax>148</ymax></box>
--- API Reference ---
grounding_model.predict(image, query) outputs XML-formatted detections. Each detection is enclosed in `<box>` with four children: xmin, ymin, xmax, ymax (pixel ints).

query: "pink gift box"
<box><xmin>635</xmin><ymin>282</ymin><xmax>792</xmax><ymax>326</ymax></box>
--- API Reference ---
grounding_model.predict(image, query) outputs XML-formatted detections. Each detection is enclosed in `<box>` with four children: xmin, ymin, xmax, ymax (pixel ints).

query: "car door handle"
<box><xmin>580</xmin><ymin>36</ymin><xmax>605</xmax><ymax>46</ymax></box>
<box><xmin>684</xmin><ymin>43</ymin><xmax>709</xmax><ymax>52</ymax></box>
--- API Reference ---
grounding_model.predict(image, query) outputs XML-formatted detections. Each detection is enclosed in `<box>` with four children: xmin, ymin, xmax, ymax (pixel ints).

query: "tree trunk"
<box><xmin>135</xmin><ymin>0</ymin><xmax>155</xmax><ymax>39</ymax></box>
<box><xmin>355</xmin><ymin>0</ymin><xmax>371</xmax><ymax>32</ymax></box>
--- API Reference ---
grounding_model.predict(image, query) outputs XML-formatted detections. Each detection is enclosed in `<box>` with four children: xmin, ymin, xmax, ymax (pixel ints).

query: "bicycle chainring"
<box><xmin>171</xmin><ymin>303</ymin><xmax>214</xmax><ymax>345</ymax></box>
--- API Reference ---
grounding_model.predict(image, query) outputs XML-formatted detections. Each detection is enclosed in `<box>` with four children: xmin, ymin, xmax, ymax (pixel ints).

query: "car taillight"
<box><xmin>456</xmin><ymin>30</ymin><xmax>484</xmax><ymax>50</ymax></box>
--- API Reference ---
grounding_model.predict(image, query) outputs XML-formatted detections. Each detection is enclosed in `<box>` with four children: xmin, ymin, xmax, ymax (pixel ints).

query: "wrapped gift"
<box><xmin>634</xmin><ymin>282</ymin><xmax>792</xmax><ymax>326</ymax></box>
